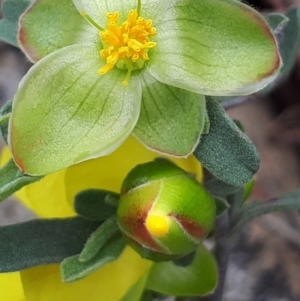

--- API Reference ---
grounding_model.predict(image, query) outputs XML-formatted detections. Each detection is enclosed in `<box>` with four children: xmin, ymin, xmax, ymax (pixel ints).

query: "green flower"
<box><xmin>9</xmin><ymin>0</ymin><xmax>281</xmax><ymax>175</ymax></box>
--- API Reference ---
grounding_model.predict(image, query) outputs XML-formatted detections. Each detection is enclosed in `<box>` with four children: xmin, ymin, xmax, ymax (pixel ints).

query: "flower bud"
<box><xmin>117</xmin><ymin>159</ymin><xmax>216</xmax><ymax>261</ymax></box>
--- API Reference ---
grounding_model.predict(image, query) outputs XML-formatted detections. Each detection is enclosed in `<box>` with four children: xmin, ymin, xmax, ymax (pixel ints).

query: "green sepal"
<box><xmin>61</xmin><ymin>233</ymin><xmax>126</xmax><ymax>282</ymax></box>
<box><xmin>0</xmin><ymin>217</ymin><xmax>100</xmax><ymax>272</ymax></box>
<box><xmin>146</xmin><ymin>245</ymin><xmax>217</xmax><ymax>296</ymax></box>
<box><xmin>74</xmin><ymin>189</ymin><xmax>118</xmax><ymax>221</ymax></box>
<box><xmin>18</xmin><ymin>0</ymin><xmax>98</xmax><ymax>62</ymax></box>
<box><xmin>0</xmin><ymin>100</ymin><xmax>12</xmax><ymax>144</ymax></box>
<box><xmin>133</xmin><ymin>70</ymin><xmax>206</xmax><ymax>157</ymax></box>
<box><xmin>79</xmin><ymin>216</ymin><xmax>120</xmax><ymax>262</ymax></box>
<box><xmin>173</xmin><ymin>251</ymin><xmax>196</xmax><ymax>267</ymax></box>
<box><xmin>119</xmin><ymin>272</ymin><xmax>149</xmax><ymax>301</ymax></box>
<box><xmin>194</xmin><ymin>97</ymin><xmax>260</xmax><ymax>186</ymax></box>
<box><xmin>0</xmin><ymin>159</ymin><xmax>42</xmax><ymax>203</ymax></box>
<box><xmin>215</xmin><ymin>197</ymin><xmax>230</xmax><ymax>216</ymax></box>
<box><xmin>0</xmin><ymin>0</ymin><xmax>31</xmax><ymax>46</ymax></box>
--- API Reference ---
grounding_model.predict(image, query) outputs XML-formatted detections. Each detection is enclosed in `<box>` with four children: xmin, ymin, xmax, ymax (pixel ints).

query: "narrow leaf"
<box><xmin>266</xmin><ymin>13</ymin><xmax>289</xmax><ymax>35</ymax></box>
<box><xmin>233</xmin><ymin>189</ymin><xmax>300</xmax><ymax>233</ymax></box>
<box><xmin>74</xmin><ymin>189</ymin><xmax>118</xmax><ymax>221</ymax></box>
<box><xmin>146</xmin><ymin>245</ymin><xmax>217</xmax><ymax>296</ymax></box>
<box><xmin>61</xmin><ymin>234</ymin><xmax>126</xmax><ymax>282</ymax></box>
<box><xmin>0</xmin><ymin>217</ymin><xmax>100</xmax><ymax>272</ymax></box>
<box><xmin>0</xmin><ymin>0</ymin><xmax>31</xmax><ymax>46</ymax></box>
<box><xmin>194</xmin><ymin>97</ymin><xmax>260</xmax><ymax>186</ymax></box>
<box><xmin>0</xmin><ymin>159</ymin><xmax>41</xmax><ymax>203</ymax></box>
<box><xmin>278</xmin><ymin>8</ymin><xmax>300</xmax><ymax>78</ymax></box>
<box><xmin>79</xmin><ymin>216</ymin><xmax>120</xmax><ymax>262</ymax></box>
<box><xmin>215</xmin><ymin>197</ymin><xmax>230</xmax><ymax>216</ymax></box>
<box><xmin>0</xmin><ymin>100</ymin><xmax>12</xmax><ymax>144</ymax></box>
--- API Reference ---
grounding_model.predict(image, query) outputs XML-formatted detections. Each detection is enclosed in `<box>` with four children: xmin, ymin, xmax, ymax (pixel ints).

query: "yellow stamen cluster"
<box><xmin>99</xmin><ymin>9</ymin><xmax>157</xmax><ymax>86</ymax></box>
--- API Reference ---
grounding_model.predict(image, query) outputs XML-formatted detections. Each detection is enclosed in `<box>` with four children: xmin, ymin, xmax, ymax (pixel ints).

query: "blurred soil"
<box><xmin>1</xmin><ymin>1</ymin><xmax>300</xmax><ymax>300</ymax></box>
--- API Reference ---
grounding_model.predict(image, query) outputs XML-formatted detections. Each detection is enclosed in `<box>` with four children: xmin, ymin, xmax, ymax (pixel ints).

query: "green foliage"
<box><xmin>146</xmin><ymin>245</ymin><xmax>217</xmax><ymax>296</ymax></box>
<box><xmin>232</xmin><ymin>189</ymin><xmax>300</xmax><ymax>234</ymax></box>
<box><xmin>214</xmin><ymin>197</ymin><xmax>230</xmax><ymax>216</ymax></box>
<box><xmin>74</xmin><ymin>189</ymin><xmax>118</xmax><ymax>221</ymax></box>
<box><xmin>194</xmin><ymin>97</ymin><xmax>260</xmax><ymax>186</ymax></box>
<box><xmin>79</xmin><ymin>217</ymin><xmax>120</xmax><ymax>262</ymax></box>
<box><xmin>277</xmin><ymin>8</ymin><xmax>300</xmax><ymax>78</ymax></box>
<box><xmin>0</xmin><ymin>0</ymin><xmax>30</xmax><ymax>46</ymax></box>
<box><xmin>0</xmin><ymin>217</ymin><xmax>100</xmax><ymax>272</ymax></box>
<box><xmin>266</xmin><ymin>13</ymin><xmax>289</xmax><ymax>34</ymax></box>
<box><xmin>0</xmin><ymin>159</ymin><xmax>41</xmax><ymax>203</ymax></box>
<box><xmin>173</xmin><ymin>251</ymin><xmax>196</xmax><ymax>267</ymax></box>
<box><xmin>61</xmin><ymin>234</ymin><xmax>126</xmax><ymax>282</ymax></box>
<box><xmin>0</xmin><ymin>100</ymin><xmax>12</xmax><ymax>144</ymax></box>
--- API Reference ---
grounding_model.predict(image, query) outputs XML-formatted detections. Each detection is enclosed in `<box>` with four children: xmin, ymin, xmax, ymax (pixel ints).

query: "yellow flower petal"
<box><xmin>1</xmin><ymin>135</ymin><xmax>202</xmax><ymax>218</ymax></box>
<box><xmin>20</xmin><ymin>247</ymin><xmax>151</xmax><ymax>301</ymax></box>
<box><xmin>0</xmin><ymin>272</ymin><xmax>26</xmax><ymax>301</ymax></box>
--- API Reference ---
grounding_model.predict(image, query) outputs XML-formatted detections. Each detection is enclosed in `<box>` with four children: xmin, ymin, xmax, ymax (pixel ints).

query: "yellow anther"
<box><xmin>98</xmin><ymin>8</ymin><xmax>157</xmax><ymax>85</ymax></box>
<box><xmin>98</xmin><ymin>63</ymin><xmax>115</xmax><ymax>75</ymax></box>
<box><xmin>145</xmin><ymin>215</ymin><xmax>169</xmax><ymax>237</ymax></box>
<box><xmin>107</xmin><ymin>12</ymin><xmax>119</xmax><ymax>23</ymax></box>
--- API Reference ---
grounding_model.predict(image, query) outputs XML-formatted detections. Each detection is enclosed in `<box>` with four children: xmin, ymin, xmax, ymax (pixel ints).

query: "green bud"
<box><xmin>117</xmin><ymin>159</ymin><xmax>216</xmax><ymax>261</ymax></box>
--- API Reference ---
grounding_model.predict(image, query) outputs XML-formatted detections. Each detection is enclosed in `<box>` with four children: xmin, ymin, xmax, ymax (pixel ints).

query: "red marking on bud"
<box><xmin>171</xmin><ymin>214</ymin><xmax>209</xmax><ymax>240</ymax></box>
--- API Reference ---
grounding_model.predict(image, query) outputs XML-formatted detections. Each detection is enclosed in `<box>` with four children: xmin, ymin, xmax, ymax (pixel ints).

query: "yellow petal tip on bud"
<box><xmin>146</xmin><ymin>215</ymin><xmax>169</xmax><ymax>237</ymax></box>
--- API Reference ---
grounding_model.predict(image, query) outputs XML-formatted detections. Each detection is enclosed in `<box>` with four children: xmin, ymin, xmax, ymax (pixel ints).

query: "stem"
<box><xmin>80</xmin><ymin>11</ymin><xmax>104</xmax><ymax>31</ymax></box>
<box><xmin>137</xmin><ymin>0</ymin><xmax>141</xmax><ymax>16</ymax></box>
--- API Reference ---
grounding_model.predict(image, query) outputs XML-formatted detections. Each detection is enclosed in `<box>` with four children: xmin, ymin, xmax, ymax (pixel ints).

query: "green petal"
<box><xmin>9</xmin><ymin>44</ymin><xmax>141</xmax><ymax>176</ymax></box>
<box><xmin>72</xmin><ymin>0</ymin><xmax>137</xmax><ymax>28</ymax></box>
<box><xmin>19</xmin><ymin>0</ymin><xmax>98</xmax><ymax>62</ymax></box>
<box><xmin>148</xmin><ymin>0</ymin><xmax>281</xmax><ymax>96</ymax></box>
<box><xmin>133</xmin><ymin>70</ymin><xmax>206</xmax><ymax>157</ymax></box>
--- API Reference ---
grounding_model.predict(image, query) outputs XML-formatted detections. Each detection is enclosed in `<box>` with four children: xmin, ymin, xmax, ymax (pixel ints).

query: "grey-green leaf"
<box><xmin>79</xmin><ymin>216</ymin><xmax>120</xmax><ymax>262</ymax></box>
<box><xmin>0</xmin><ymin>159</ymin><xmax>42</xmax><ymax>203</ymax></box>
<box><xmin>233</xmin><ymin>188</ymin><xmax>300</xmax><ymax>233</ymax></box>
<box><xmin>278</xmin><ymin>8</ymin><xmax>300</xmax><ymax>78</ymax></box>
<box><xmin>194</xmin><ymin>97</ymin><xmax>260</xmax><ymax>186</ymax></box>
<box><xmin>74</xmin><ymin>189</ymin><xmax>118</xmax><ymax>221</ymax></box>
<box><xmin>61</xmin><ymin>234</ymin><xmax>126</xmax><ymax>282</ymax></box>
<box><xmin>0</xmin><ymin>0</ymin><xmax>31</xmax><ymax>46</ymax></box>
<box><xmin>266</xmin><ymin>13</ymin><xmax>289</xmax><ymax>35</ymax></box>
<box><xmin>0</xmin><ymin>100</ymin><xmax>12</xmax><ymax>144</ymax></box>
<box><xmin>0</xmin><ymin>217</ymin><xmax>100</xmax><ymax>272</ymax></box>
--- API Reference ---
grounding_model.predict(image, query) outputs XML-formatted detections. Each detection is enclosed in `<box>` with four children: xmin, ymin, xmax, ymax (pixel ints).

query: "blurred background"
<box><xmin>1</xmin><ymin>0</ymin><xmax>300</xmax><ymax>300</ymax></box>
